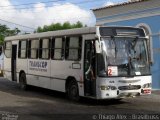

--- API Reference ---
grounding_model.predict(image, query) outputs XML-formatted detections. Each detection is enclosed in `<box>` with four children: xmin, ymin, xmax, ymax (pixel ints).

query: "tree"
<box><xmin>72</xmin><ymin>21</ymin><xmax>83</xmax><ymax>28</ymax></box>
<box><xmin>36</xmin><ymin>21</ymin><xmax>87</xmax><ymax>33</ymax></box>
<box><xmin>0</xmin><ymin>24</ymin><xmax>21</xmax><ymax>44</ymax></box>
<box><xmin>63</xmin><ymin>22</ymin><xmax>71</xmax><ymax>30</ymax></box>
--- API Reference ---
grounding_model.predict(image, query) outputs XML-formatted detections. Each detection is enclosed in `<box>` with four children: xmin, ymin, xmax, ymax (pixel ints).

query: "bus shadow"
<box><xmin>26</xmin><ymin>86</ymin><xmax>128</xmax><ymax>106</ymax></box>
<box><xmin>27</xmin><ymin>85</ymin><xmax>67</xmax><ymax>99</ymax></box>
<box><xmin>0</xmin><ymin>78</ymin><xmax>128</xmax><ymax>106</ymax></box>
<box><xmin>0</xmin><ymin>78</ymin><xmax>66</xmax><ymax>101</ymax></box>
<box><xmin>79</xmin><ymin>97</ymin><xmax>127</xmax><ymax>106</ymax></box>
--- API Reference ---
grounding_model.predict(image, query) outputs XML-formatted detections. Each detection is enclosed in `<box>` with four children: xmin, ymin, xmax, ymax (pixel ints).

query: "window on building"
<box><xmin>39</xmin><ymin>38</ymin><xmax>50</xmax><ymax>59</ymax></box>
<box><xmin>4</xmin><ymin>41</ymin><xmax>12</xmax><ymax>58</ymax></box>
<box><xmin>51</xmin><ymin>38</ymin><xmax>64</xmax><ymax>60</ymax></box>
<box><xmin>18</xmin><ymin>40</ymin><xmax>27</xmax><ymax>58</ymax></box>
<box><xmin>65</xmin><ymin>36</ymin><xmax>82</xmax><ymax>60</ymax></box>
<box><xmin>28</xmin><ymin>40</ymin><xmax>39</xmax><ymax>59</ymax></box>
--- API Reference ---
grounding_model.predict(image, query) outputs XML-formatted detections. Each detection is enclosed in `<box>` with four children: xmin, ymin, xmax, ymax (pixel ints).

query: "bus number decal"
<box><xmin>108</xmin><ymin>69</ymin><xmax>112</xmax><ymax>76</ymax></box>
<box><xmin>107</xmin><ymin>66</ymin><xmax>118</xmax><ymax>76</ymax></box>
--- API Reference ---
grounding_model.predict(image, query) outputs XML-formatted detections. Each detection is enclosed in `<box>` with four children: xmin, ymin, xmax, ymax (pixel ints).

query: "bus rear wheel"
<box><xmin>67</xmin><ymin>81</ymin><xmax>79</xmax><ymax>101</ymax></box>
<box><xmin>19</xmin><ymin>72</ymin><xmax>27</xmax><ymax>90</ymax></box>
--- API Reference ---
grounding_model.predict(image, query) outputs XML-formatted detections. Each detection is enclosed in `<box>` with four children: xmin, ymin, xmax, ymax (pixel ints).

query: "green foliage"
<box><xmin>0</xmin><ymin>24</ymin><xmax>21</xmax><ymax>44</ymax></box>
<box><xmin>36</xmin><ymin>21</ymin><xmax>87</xmax><ymax>33</ymax></box>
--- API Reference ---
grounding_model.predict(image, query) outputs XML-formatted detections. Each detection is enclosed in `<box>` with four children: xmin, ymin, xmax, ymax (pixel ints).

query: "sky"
<box><xmin>0</xmin><ymin>0</ymin><xmax>127</xmax><ymax>33</ymax></box>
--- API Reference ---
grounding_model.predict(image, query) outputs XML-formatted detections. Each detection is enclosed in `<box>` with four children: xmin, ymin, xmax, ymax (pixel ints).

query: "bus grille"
<box><xmin>118</xmin><ymin>85</ymin><xmax>141</xmax><ymax>91</ymax></box>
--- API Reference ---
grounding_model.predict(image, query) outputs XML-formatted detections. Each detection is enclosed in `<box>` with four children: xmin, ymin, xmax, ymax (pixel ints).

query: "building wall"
<box><xmin>93</xmin><ymin>0</ymin><xmax>160</xmax><ymax>89</ymax></box>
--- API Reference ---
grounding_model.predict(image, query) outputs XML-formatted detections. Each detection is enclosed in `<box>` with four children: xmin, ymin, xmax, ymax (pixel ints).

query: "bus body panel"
<box><xmin>4</xmin><ymin>58</ymin><xmax>11</xmax><ymax>73</ymax></box>
<box><xmin>17</xmin><ymin>59</ymin><xmax>28</xmax><ymax>76</ymax></box>
<box><xmin>26</xmin><ymin>75</ymin><xmax>51</xmax><ymax>89</ymax></box>
<box><xmin>50</xmin><ymin>60</ymin><xmax>83</xmax><ymax>92</ymax></box>
<box><xmin>3</xmin><ymin>56</ymin><xmax>11</xmax><ymax>80</ymax></box>
<box><xmin>39</xmin><ymin>76</ymin><xmax>51</xmax><ymax>89</ymax></box>
<box><xmin>4</xmin><ymin>71</ymin><xmax>12</xmax><ymax>81</ymax></box>
<box><xmin>28</xmin><ymin>59</ymin><xmax>51</xmax><ymax>77</ymax></box>
<box><xmin>51</xmin><ymin>78</ymin><xmax>65</xmax><ymax>92</ymax></box>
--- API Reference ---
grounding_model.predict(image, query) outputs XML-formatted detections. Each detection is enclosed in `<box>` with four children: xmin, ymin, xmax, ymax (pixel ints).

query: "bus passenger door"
<box><xmin>84</xmin><ymin>40</ymin><xmax>96</xmax><ymax>96</ymax></box>
<box><xmin>11</xmin><ymin>45</ymin><xmax>17</xmax><ymax>81</ymax></box>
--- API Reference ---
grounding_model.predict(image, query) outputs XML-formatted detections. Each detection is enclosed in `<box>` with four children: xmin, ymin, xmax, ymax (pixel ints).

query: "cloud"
<box><xmin>0</xmin><ymin>0</ymin><xmax>95</xmax><ymax>32</ymax></box>
<box><xmin>104</xmin><ymin>1</ymin><xmax>114</xmax><ymax>6</ymax></box>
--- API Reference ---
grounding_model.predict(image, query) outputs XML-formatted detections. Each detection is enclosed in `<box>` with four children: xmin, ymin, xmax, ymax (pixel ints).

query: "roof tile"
<box><xmin>92</xmin><ymin>0</ymin><xmax>149</xmax><ymax>11</ymax></box>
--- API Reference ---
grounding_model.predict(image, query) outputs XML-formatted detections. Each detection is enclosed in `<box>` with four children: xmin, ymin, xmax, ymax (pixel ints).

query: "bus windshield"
<box><xmin>97</xmin><ymin>37</ymin><xmax>151</xmax><ymax>77</ymax></box>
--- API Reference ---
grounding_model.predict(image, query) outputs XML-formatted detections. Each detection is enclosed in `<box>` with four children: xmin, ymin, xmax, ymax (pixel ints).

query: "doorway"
<box><xmin>84</xmin><ymin>40</ymin><xmax>96</xmax><ymax>96</ymax></box>
<box><xmin>11</xmin><ymin>45</ymin><xmax>17</xmax><ymax>81</ymax></box>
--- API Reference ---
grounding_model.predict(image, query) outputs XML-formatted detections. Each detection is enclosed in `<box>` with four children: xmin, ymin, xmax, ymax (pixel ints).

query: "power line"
<box><xmin>3</xmin><ymin>16</ymin><xmax>94</xmax><ymax>21</ymax></box>
<box><xmin>0</xmin><ymin>0</ymin><xmax>65</xmax><ymax>8</ymax></box>
<box><xmin>0</xmin><ymin>18</ymin><xmax>36</xmax><ymax>30</ymax></box>
<box><xmin>0</xmin><ymin>15</ymin><xmax>95</xmax><ymax>31</ymax></box>
<box><xmin>0</xmin><ymin>0</ymin><xmax>106</xmax><ymax>11</ymax></box>
<box><xmin>0</xmin><ymin>0</ymin><xmax>99</xmax><ymax>31</ymax></box>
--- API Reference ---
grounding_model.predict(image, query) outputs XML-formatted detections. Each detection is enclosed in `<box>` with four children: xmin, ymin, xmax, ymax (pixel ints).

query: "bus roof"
<box><xmin>5</xmin><ymin>27</ymin><xmax>96</xmax><ymax>41</ymax></box>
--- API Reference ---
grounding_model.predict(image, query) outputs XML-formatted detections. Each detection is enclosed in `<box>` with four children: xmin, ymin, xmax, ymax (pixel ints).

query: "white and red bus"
<box><xmin>3</xmin><ymin>26</ymin><xmax>152</xmax><ymax>100</ymax></box>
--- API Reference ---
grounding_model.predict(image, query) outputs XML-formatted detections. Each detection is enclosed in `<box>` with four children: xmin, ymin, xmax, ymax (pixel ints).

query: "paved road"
<box><xmin>0</xmin><ymin>78</ymin><xmax>159</xmax><ymax>120</ymax></box>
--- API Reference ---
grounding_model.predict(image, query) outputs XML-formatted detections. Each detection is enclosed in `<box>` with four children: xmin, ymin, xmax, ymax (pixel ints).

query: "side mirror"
<box><xmin>149</xmin><ymin>61</ymin><xmax>153</xmax><ymax>66</ymax></box>
<box><xmin>146</xmin><ymin>35</ymin><xmax>150</xmax><ymax>39</ymax></box>
<box><xmin>95</xmin><ymin>40</ymin><xmax>101</xmax><ymax>53</ymax></box>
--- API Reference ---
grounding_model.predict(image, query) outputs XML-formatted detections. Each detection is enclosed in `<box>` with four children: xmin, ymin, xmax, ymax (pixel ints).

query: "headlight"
<box><xmin>100</xmin><ymin>85</ymin><xmax>117</xmax><ymax>90</ymax></box>
<box><xmin>100</xmin><ymin>86</ymin><xmax>106</xmax><ymax>90</ymax></box>
<box><xmin>110</xmin><ymin>86</ymin><xmax>117</xmax><ymax>90</ymax></box>
<box><xmin>143</xmin><ymin>83</ymin><xmax>152</xmax><ymax>88</ymax></box>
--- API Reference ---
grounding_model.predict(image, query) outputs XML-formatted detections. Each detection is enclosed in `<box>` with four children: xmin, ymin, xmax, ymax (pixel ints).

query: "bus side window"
<box><xmin>18</xmin><ymin>40</ymin><xmax>27</xmax><ymax>58</ymax></box>
<box><xmin>4</xmin><ymin>42</ymin><xmax>12</xmax><ymax>58</ymax></box>
<box><xmin>39</xmin><ymin>38</ymin><xmax>50</xmax><ymax>59</ymax></box>
<box><xmin>65</xmin><ymin>36</ymin><xmax>82</xmax><ymax>61</ymax></box>
<box><xmin>28</xmin><ymin>40</ymin><xmax>39</xmax><ymax>59</ymax></box>
<box><xmin>51</xmin><ymin>37</ymin><xmax>64</xmax><ymax>60</ymax></box>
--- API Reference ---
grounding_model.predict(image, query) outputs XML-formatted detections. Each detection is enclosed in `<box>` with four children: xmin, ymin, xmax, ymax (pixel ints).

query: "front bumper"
<box><xmin>96</xmin><ymin>76</ymin><xmax>152</xmax><ymax>99</ymax></box>
<box><xmin>96</xmin><ymin>88</ymin><xmax>151</xmax><ymax>99</ymax></box>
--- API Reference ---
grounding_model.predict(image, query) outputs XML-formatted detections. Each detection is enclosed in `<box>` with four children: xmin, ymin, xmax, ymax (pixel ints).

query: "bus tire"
<box><xmin>19</xmin><ymin>72</ymin><xmax>27</xmax><ymax>90</ymax></box>
<box><xmin>67</xmin><ymin>81</ymin><xmax>79</xmax><ymax>101</ymax></box>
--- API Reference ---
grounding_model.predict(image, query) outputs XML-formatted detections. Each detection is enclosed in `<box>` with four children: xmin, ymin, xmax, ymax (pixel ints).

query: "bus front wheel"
<box><xmin>67</xmin><ymin>81</ymin><xmax>79</xmax><ymax>101</ymax></box>
<box><xmin>19</xmin><ymin>72</ymin><xmax>27</xmax><ymax>90</ymax></box>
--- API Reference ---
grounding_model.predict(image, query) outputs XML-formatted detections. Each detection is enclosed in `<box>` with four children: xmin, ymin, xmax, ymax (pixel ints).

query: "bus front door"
<box><xmin>11</xmin><ymin>45</ymin><xmax>17</xmax><ymax>81</ymax></box>
<box><xmin>84</xmin><ymin>40</ymin><xmax>96</xmax><ymax>97</ymax></box>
